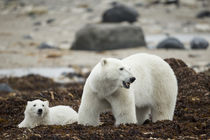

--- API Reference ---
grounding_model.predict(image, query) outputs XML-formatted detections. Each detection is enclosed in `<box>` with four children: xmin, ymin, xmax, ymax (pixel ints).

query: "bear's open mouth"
<box><xmin>123</xmin><ymin>81</ymin><xmax>130</xmax><ymax>89</ymax></box>
<box><xmin>37</xmin><ymin>113</ymin><xmax>42</xmax><ymax>116</ymax></box>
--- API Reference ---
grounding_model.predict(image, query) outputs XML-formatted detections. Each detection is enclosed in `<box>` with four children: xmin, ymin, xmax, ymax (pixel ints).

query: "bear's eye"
<box><xmin>33</xmin><ymin>104</ymin><xmax>36</xmax><ymax>107</ymax></box>
<box><xmin>119</xmin><ymin>67</ymin><xmax>124</xmax><ymax>71</ymax></box>
<box><xmin>42</xmin><ymin>104</ymin><xmax>44</xmax><ymax>107</ymax></box>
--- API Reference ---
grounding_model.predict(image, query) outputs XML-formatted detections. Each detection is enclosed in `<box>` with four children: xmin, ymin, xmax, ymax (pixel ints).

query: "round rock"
<box><xmin>102</xmin><ymin>4</ymin><xmax>139</xmax><ymax>23</ymax></box>
<box><xmin>156</xmin><ymin>37</ymin><xmax>185</xmax><ymax>49</ymax></box>
<box><xmin>196</xmin><ymin>10</ymin><xmax>210</xmax><ymax>19</ymax></box>
<box><xmin>190</xmin><ymin>37</ymin><xmax>209</xmax><ymax>49</ymax></box>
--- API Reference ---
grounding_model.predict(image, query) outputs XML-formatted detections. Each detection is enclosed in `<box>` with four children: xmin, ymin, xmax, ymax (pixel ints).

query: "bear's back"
<box><xmin>122</xmin><ymin>53</ymin><xmax>177</xmax><ymax>107</ymax></box>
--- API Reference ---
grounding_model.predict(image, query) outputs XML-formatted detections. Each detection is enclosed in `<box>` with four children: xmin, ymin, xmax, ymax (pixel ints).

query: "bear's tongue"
<box><xmin>123</xmin><ymin>81</ymin><xmax>130</xmax><ymax>89</ymax></box>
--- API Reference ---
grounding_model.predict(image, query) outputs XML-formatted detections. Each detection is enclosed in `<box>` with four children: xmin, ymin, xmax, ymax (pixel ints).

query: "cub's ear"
<box><xmin>44</xmin><ymin>101</ymin><xmax>49</xmax><ymax>106</ymax></box>
<box><xmin>100</xmin><ymin>58</ymin><xmax>107</xmax><ymax>66</ymax></box>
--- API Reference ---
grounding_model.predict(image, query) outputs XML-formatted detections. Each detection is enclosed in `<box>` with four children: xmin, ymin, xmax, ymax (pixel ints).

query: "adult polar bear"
<box><xmin>78</xmin><ymin>53</ymin><xmax>178</xmax><ymax>126</ymax></box>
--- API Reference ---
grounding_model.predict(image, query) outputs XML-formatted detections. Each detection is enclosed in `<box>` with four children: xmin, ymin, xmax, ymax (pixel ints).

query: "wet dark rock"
<box><xmin>38</xmin><ymin>42</ymin><xmax>57</xmax><ymax>49</ymax></box>
<box><xmin>164</xmin><ymin>0</ymin><xmax>179</xmax><ymax>6</ymax></box>
<box><xmin>102</xmin><ymin>3</ymin><xmax>139</xmax><ymax>23</ymax></box>
<box><xmin>196</xmin><ymin>10</ymin><xmax>210</xmax><ymax>18</ymax></box>
<box><xmin>0</xmin><ymin>83</ymin><xmax>13</xmax><ymax>93</ymax></box>
<box><xmin>46</xmin><ymin>18</ymin><xmax>55</xmax><ymax>24</ymax></box>
<box><xmin>157</xmin><ymin>37</ymin><xmax>185</xmax><ymax>49</ymax></box>
<box><xmin>71</xmin><ymin>24</ymin><xmax>146</xmax><ymax>51</ymax></box>
<box><xmin>190</xmin><ymin>37</ymin><xmax>209</xmax><ymax>49</ymax></box>
<box><xmin>86</xmin><ymin>8</ymin><xmax>93</xmax><ymax>12</ymax></box>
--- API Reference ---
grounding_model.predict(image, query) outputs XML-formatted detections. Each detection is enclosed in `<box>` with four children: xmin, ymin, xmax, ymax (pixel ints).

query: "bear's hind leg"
<box><xmin>151</xmin><ymin>104</ymin><xmax>174</xmax><ymax>122</ymax></box>
<box><xmin>136</xmin><ymin>106</ymin><xmax>150</xmax><ymax>124</ymax></box>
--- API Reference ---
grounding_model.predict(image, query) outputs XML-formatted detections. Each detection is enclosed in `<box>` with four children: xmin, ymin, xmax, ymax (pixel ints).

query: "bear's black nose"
<box><xmin>38</xmin><ymin>109</ymin><xmax>43</xmax><ymax>114</ymax></box>
<box><xmin>130</xmin><ymin>77</ymin><xmax>136</xmax><ymax>83</ymax></box>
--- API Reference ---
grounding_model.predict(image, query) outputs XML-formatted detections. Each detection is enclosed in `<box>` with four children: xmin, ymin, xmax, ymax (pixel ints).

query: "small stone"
<box><xmin>164</xmin><ymin>0</ymin><xmax>179</xmax><ymax>6</ymax></box>
<box><xmin>190</xmin><ymin>37</ymin><xmax>209</xmax><ymax>49</ymax></box>
<box><xmin>46</xmin><ymin>18</ymin><xmax>55</xmax><ymax>24</ymax></box>
<box><xmin>156</xmin><ymin>37</ymin><xmax>185</xmax><ymax>49</ymax></box>
<box><xmin>0</xmin><ymin>83</ymin><xmax>14</xmax><ymax>93</ymax></box>
<box><xmin>22</xmin><ymin>35</ymin><xmax>33</xmax><ymax>40</ymax></box>
<box><xmin>134</xmin><ymin>2</ymin><xmax>144</xmax><ymax>7</ymax></box>
<box><xmin>86</xmin><ymin>8</ymin><xmax>93</xmax><ymax>12</ymax></box>
<box><xmin>38</xmin><ymin>42</ymin><xmax>58</xmax><ymax>49</ymax></box>
<box><xmin>33</xmin><ymin>21</ymin><xmax>41</xmax><ymax>26</ymax></box>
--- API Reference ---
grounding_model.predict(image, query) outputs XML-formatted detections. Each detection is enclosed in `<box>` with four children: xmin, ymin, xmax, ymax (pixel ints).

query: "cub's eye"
<box><xmin>119</xmin><ymin>67</ymin><xmax>124</xmax><ymax>71</ymax></box>
<box><xmin>42</xmin><ymin>104</ymin><xmax>44</xmax><ymax>107</ymax></box>
<box><xmin>33</xmin><ymin>104</ymin><xmax>36</xmax><ymax>107</ymax></box>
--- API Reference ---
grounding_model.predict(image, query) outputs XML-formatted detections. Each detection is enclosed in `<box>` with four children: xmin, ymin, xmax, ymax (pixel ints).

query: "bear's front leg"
<box><xmin>78</xmin><ymin>90</ymin><xmax>110</xmax><ymax>126</ymax></box>
<box><xmin>18</xmin><ymin>119</ymin><xmax>26</xmax><ymax>128</ymax></box>
<box><xmin>106</xmin><ymin>89</ymin><xmax>137</xmax><ymax>125</ymax></box>
<box><xmin>18</xmin><ymin>118</ymin><xmax>36</xmax><ymax>128</ymax></box>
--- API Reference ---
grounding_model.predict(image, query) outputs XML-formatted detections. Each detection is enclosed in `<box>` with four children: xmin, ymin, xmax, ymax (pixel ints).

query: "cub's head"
<box><xmin>25</xmin><ymin>99</ymin><xmax>49</xmax><ymax>118</ymax></box>
<box><xmin>100</xmin><ymin>58</ymin><xmax>136</xmax><ymax>89</ymax></box>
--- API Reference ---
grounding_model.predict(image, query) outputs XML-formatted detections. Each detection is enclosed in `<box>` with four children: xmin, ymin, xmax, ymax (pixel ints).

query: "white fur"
<box><xmin>78</xmin><ymin>53</ymin><xmax>178</xmax><ymax>126</ymax></box>
<box><xmin>123</xmin><ymin>53</ymin><xmax>178</xmax><ymax>124</ymax></box>
<box><xmin>18</xmin><ymin>99</ymin><xmax>78</xmax><ymax>128</ymax></box>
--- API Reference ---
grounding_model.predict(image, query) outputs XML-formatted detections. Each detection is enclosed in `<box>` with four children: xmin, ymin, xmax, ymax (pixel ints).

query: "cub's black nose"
<box><xmin>38</xmin><ymin>109</ymin><xmax>43</xmax><ymax>114</ymax></box>
<box><xmin>130</xmin><ymin>77</ymin><xmax>136</xmax><ymax>83</ymax></box>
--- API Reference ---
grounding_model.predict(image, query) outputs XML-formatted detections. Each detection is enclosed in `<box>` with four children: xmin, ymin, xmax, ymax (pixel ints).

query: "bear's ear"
<box><xmin>27</xmin><ymin>101</ymin><xmax>32</xmax><ymax>105</ymax></box>
<box><xmin>44</xmin><ymin>101</ymin><xmax>49</xmax><ymax>106</ymax></box>
<box><xmin>100</xmin><ymin>58</ymin><xmax>107</xmax><ymax>66</ymax></box>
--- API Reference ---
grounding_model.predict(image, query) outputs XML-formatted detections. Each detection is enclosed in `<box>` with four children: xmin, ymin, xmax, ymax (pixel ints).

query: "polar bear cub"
<box><xmin>18</xmin><ymin>99</ymin><xmax>78</xmax><ymax>128</ymax></box>
<box><xmin>78</xmin><ymin>53</ymin><xmax>178</xmax><ymax>126</ymax></box>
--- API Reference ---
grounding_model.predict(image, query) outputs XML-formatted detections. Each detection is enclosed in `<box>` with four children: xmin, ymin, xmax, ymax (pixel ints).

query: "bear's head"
<box><xmin>25</xmin><ymin>99</ymin><xmax>49</xmax><ymax>118</ymax></box>
<box><xmin>100</xmin><ymin>58</ymin><xmax>136</xmax><ymax>89</ymax></box>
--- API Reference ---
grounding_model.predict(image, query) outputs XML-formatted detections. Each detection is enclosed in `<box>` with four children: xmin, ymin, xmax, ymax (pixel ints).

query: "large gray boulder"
<box><xmin>71</xmin><ymin>24</ymin><xmax>146</xmax><ymax>51</ymax></box>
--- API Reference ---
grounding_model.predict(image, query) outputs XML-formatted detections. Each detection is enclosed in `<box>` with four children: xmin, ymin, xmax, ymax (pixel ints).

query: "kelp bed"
<box><xmin>0</xmin><ymin>58</ymin><xmax>209</xmax><ymax>139</ymax></box>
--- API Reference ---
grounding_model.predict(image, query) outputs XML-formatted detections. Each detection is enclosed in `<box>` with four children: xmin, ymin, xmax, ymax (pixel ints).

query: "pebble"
<box><xmin>33</xmin><ymin>21</ymin><xmax>41</xmax><ymax>26</ymax></box>
<box><xmin>22</xmin><ymin>35</ymin><xmax>33</xmax><ymax>40</ymax></box>
<box><xmin>46</xmin><ymin>18</ymin><xmax>55</xmax><ymax>24</ymax></box>
<box><xmin>38</xmin><ymin>42</ymin><xmax>58</xmax><ymax>49</ymax></box>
